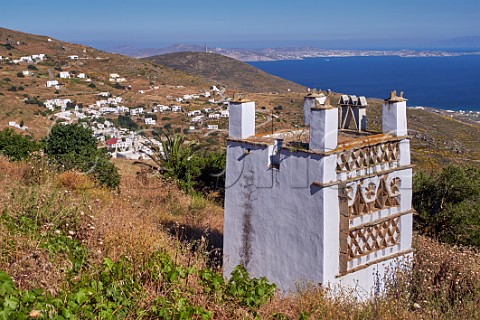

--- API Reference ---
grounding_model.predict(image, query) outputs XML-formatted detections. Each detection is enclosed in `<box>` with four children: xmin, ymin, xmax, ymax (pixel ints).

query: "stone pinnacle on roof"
<box><xmin>385</xmin><ymin>90</ymin><xmax>407</xmax><ymax>103</ymax></box>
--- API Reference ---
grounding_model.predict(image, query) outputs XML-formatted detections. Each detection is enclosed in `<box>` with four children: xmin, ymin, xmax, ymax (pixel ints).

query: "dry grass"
<box><xmin>251</xmin><ymin>235</ymin><xmax>480</xmax><ymax>319</ymax></box>
<box><xmin>2</xmin><ymin>155</ymin><xmax>480</xmax><ymax>319</ymax></box>
<box><xmin>55</xmin><ymin>170</ymin><xmax>96</xmax><ymax>191</ymax></box>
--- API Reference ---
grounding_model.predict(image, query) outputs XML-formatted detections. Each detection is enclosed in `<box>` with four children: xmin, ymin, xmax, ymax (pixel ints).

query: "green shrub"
<box><xmin>44</xmin><ymin>124</ymin><xmax>120</xmax><ymax>190</ymax></box>
<box><xmin>115</xmin><ymin>115</ymin><xmax>138</xmax><ymax>130</ymax></box>
<box><xmin>137</xmin><ymin>132</ymin><xmax>225</xmax><ymax>197</ymax></box>
<box><xmin>0</xmin><ymin>128</ymin><xmax>41</xmax><ymax>161</ymax></box>
<box><xmin>91</xmin><ymin>156</ymin><xmax>121</xmax><ymax>190</ymax></box>
<box><xmin>414</xmin><ymin>165</ymin><xmax>480</xmax><ymax>246</ymax></box>
<box><xmin>226</xmin><ymin>265</ymin><xmax>276</xmax><ymax>309</ymax></box>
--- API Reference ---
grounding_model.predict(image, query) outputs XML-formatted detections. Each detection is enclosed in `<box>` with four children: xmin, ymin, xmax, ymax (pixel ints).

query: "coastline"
<box><xmin>235</xmin><ymin>49</ymin><xmax>480</xmax><ymax>62</ymax></box>
<box><xmin>249</xmin><ymin>56</ymin><xmax>480</xmax><ymax>113</ymax></box>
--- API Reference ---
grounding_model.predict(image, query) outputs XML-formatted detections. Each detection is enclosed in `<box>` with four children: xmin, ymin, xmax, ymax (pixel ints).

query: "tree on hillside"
<box><xmin>45</xmin><ymin>124</ymin><xmax>97</xmax><ymax>166</ymax></box>
<box><xmin>414</xmin><ymin>165</ymin><xmax>480</xmax><ymax>246</ymax></box>
<box><xmin>44</xmin><ymin>124</ymin><xmax>120</xmax><ymax>190</ymax></box>
<box><xmin>115</xmin><ymin>115</ymin><xmax>138</xmax><ymax>131</ymax></box>
<box><xmin>146</xmin><ymin>132</ymin><xmax>199</xmax><ymax>192</ymax></box>
<box><xmin>0</xmin><ymin>128</ymin><xmax>41</xmax><ymax>161</ymax></box>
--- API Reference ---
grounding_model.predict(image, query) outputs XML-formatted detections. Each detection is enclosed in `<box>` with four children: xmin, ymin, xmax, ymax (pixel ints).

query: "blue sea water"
<box><xmin>249</xmin><ymin>55</ymin><xmax>480</xmax><ymax>111</ymax></box>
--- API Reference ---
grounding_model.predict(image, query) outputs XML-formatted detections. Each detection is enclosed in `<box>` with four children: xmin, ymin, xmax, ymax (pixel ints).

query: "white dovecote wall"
<box><xmin>228</xmin><ymin>99</ymin><xmax>256</xmax><ymax>139</ymax></box>
<box><xmin>223</xmin><ymin>92</ymin><xmax>413</xmax><ymax>298</ymax></box>
<box><xmin>382</xmin><ymin>90</ymin><xmax>408</xmax><ymax>137</ymax></box>
<box><xmin>309</xmin><ymin>105</ymin><xmax>338</xmax><ymax>152</ymax></box>
<box><xmin>303</xmin><ymin>93</ymin><xmax>327</xmax><ymax>126</ymax></box>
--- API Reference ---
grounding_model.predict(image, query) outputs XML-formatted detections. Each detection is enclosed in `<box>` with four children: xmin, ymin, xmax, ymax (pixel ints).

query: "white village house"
<box><xmin>44</xmin><ymin>98</ymin><xmax>71</xmax><ymax>111</ymax></box>
<box><xmin>59</xmin><ymin>71</ymin><xmax>71</xmax><ymax>79</ymax></box>
<box><xmin>187</xmin><ymin>110</ymin><xmax>202</xmax><ymax>117</ymax></box>
<box><xmin>46</xmin><ymin>80</ymin><xmax>59</xmax><ymax>88</ymax></box>
<box><xmin>158</xmin><ymin>105</ymin><xmax>171</xmax><ymax>112</ymax></box>
<box><xmin>191</xmin><ymin>115</ymin><xmax>204</xmax><ymax>123</ymax></box>
<box><xmin>223</xmin><ymin>92</ymin><xmax>413</xmax><ymax>297</ymax></box>
<box><xmin>145</xmin><ymin>118</ymin><xmax>156</xmax><ymax>125</ymax></box>
<box><xmin>130</xmin><ymin>107</ymin><xmax>144</xmax><ymax>116</ymax></box>
<box><xmin>209</xmin><ymin>113</ymin><xmax>221</xmax><ymax>119</ymax></box>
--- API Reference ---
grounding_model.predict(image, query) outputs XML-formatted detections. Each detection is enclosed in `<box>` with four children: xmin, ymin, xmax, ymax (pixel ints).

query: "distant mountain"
<box><xmin>143</xmin><ymin>52</ymin><xmax>305</xmax><ymax>93</ymax></box>
<box><xmin>108</xmin><ymin>44</ymin><xmax>208</xmax><ymax>58</ymax></box>
<box><xmin>108</xmin><ymin>44</ymin><xmax>274</xmax><ymax>61</ymax></box>
<box><xmin>110</xmin><ymin>43</ymin><xmax>480</xmax><ymax>62</ymax></box>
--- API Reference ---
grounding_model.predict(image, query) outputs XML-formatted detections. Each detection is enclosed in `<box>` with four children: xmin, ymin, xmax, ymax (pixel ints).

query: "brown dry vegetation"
<box><xmin>2</xmin><ymin>156</ymin><xmax>480</xmax><ymax>318</ymax></box>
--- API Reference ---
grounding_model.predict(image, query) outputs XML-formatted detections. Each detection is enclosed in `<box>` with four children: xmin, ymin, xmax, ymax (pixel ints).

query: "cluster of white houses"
<box><xmin>187</xmin><ymin>108</ymin><xmax>229</xmax><ymax>123</ymax></box>
<box><xmin>0</xmin><ymin>53</ymin><xmax>46</xmax><ymax>64</ymax></box>
<box><xmin>42</xmin><ymin>87</ymin><xmax>228</xmax><ymax>137</ymax></box>
<box><xmin>223</xmin><ymin>91</ymin><xmax>413</xmax><ymax>298</ymax></box>
<box><xmin>109</xmin><ymin>73</ymin><xmax>127</xmax><ymax>83</ymax></box>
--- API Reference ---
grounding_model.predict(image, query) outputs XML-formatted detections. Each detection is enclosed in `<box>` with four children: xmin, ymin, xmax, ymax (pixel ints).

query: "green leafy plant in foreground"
<box><xmin>0</xmin><ymin>253</ymin><xmax>275</xmax><ymax>319</ymax></box>
<box><xmin>199</xmin><ymin>265</ymin><xmax>276</xmax><ymax>310</ymax></box>
<box><xmin>0</xmin><ymin>179</ymin><xmax>275</xmax><ymax>318</ymax></box>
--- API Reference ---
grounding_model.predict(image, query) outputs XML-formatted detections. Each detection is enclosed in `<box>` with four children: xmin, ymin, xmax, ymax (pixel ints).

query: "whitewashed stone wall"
<box><xmin>224</xmin><ymin>93</ymin><xmax>413</xmax><ymax>297</ymax></box>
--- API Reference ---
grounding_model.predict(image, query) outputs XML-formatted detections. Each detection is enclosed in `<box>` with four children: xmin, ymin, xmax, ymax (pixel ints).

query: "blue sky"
<box><xmin>2</xmin><ymin>0</ymin><xmax>479</xmax><ymax>49</ymax></box>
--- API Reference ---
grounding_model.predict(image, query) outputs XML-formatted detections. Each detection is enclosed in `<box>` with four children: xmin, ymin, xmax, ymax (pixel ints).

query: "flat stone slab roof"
<box><xmin>227</xmin><ymin>129</ymin><xmax>407</xmax><ymax>155</ymax></box>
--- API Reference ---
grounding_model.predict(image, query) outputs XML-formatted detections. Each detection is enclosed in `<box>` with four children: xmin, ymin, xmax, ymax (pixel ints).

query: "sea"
<box><xmin>249</xmin><ymin>55</ymin><xmax>480</xmax><ymax>112</ymax></box>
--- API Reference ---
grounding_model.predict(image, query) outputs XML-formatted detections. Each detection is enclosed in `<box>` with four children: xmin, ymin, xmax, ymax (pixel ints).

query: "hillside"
<box><xmin>0</xmin><ymin>27</ymin><xmax>208</xmax><ymax>87</ymax></box>
<box><xmin>143</xmin><ymin>52</ymin><xmax>305</xmax><ymax>93</ymax></box>
<box><xmin>0</xmin><ymin>27</ymin><xmax>212</xmax><ymax>138</ymax></box>
<box><xmin>1</xmin><ymin>156</ymin><xmax>480</xmax><ymax>318</ymax></box>
<box><xmin>0</xmin><ymin>27</ymin><xmax>478</xmax><ymax>170</ymax></box>
<box><xmin>361</xmin><ymin>97</ymin><xmax>480</xmax><ymax>170</ymax></box>
<box><xmin>1</xmin><ymin>28</ymin><xmax>480</xmax><ymax>319</ymax></box>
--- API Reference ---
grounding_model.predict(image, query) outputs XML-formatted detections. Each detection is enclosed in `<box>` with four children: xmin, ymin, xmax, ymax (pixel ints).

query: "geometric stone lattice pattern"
<box><xmin>347</xmin><ymin>217</ymin><xmax>400</xmax><ymax>259</ymax></box>
<box><xmin>347</xmin><ymin>175</ymin><xmax>400</xmax><ymax>216</ymax></box>
<box><xmin>336</xmin><ymin>141</ymin><xmax>399</xmax><ymax>172</ymax></box>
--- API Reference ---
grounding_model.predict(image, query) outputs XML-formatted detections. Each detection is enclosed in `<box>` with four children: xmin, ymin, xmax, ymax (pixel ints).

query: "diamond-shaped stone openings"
<box><xmin>347</xmin><ymin>217</ymin><xmax>401</xmax><ymax>259</ymax></box>
<box><xmin>336</xmin><ymin>141</ymin><xmax>400</xmax><ymax>173</ymax></box>
<box><xmin>346</xmin><ymin>175</ymin><xmax>400</xmax><ymax>216</ymax></box>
